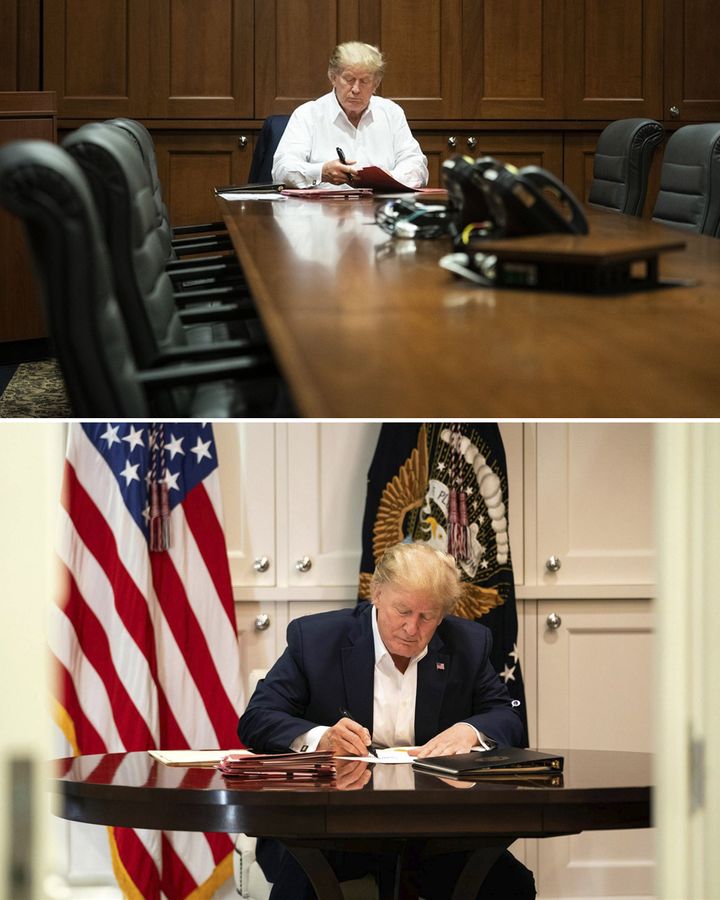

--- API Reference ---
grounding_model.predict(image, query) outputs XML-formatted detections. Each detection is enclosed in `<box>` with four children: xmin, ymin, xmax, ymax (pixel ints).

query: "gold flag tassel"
<box><xmin>148</xmin><ymin>424</ymin><xmax>171</xmax><ymax>552</ymax></box>
<box><xmin>446</xmin><ymin>426</ymin><xmax>472</xmax><ymax>565</ymax></box>
<box><xmin>447</xmin><ymin>487</ymin><xmax>471</xmax><ymax>564</ymax></box>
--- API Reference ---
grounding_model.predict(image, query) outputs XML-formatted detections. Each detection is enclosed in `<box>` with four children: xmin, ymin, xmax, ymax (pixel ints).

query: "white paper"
<box><xmin>148</xmin><ymin>748</ymin><xmax>250</xmax><ymax>766</ymax></box>
<box><xmin>217</xmin><ymin>192</ymin><xmax>286</xmax><ymax>201</ymax></box>
<box><xmin>338</xmin><ymin>747</ymin><xmax>418</xmax><ymax>764</ymax></box>
<box><xmin>338</xmin><ymin>745</ymin><xmax>486</xmax><ymax>764</ymax></box>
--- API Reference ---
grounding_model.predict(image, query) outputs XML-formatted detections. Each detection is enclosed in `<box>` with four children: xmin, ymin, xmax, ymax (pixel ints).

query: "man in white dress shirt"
<box><xmin>271</xmin><ymin>41</ymin><xmax>429</xmax><ymax>189</ymax></box>
<box><xmin>238</xmin><ymin>542</ymin><xmax>534</xmax><ymax>899</ymax></box>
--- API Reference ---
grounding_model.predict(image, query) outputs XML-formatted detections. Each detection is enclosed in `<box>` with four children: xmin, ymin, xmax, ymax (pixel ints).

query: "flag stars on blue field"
<box><xmin>191</xmin><ymin>435</ymin><xmax>213</xmax><ymax>462</ymax></box>
<box><xmin>100</xmin><ymin>423</ymin><xmax>121</xmax><ymax>448</ymax></box>
<box><xmin>163</xmin><ymin>469</ymin><xmax>181</xmax><ymax>492</ymax></box>
<box><xmin>84</xmin><ymin>423</ymin><xmax>218</xmax><ymax>538</ymax></box>
<box><xmin>122</xmin><ymin>425</ymin><xmax>145</xmax><ymax>451</ymax></box>
<box><xmin>165</xmin><ymin>434</ymin><xmax>185</xmax><ymax>459</ymax></box>
<box><xmin>120</xmin><ymin>460</ymin><xmax>141</xmax><ymax>486</ymax></box>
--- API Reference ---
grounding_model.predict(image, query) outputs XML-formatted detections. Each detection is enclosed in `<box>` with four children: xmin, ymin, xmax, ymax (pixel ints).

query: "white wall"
<box><xmin>655</xmin><ymin>423</ymin><xmax>720</xmax><ymax>900</ymax></box>
<box><xmin>0</xmin><ymin>422</ymin><xmax>65</xmax><ymax>900</ymax></box>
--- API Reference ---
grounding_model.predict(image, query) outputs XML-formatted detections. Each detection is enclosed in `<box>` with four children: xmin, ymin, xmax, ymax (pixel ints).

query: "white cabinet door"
<box><xmin>535</xmin><ymin>423</ymin><xmax>655</xmax><ymax>590</ymax></box>
<box><xmin>534</xmin><ymin>599</ymin><xmax>655</xmax><ymax>898</ymax></box>
<box><xmin>285</xmin><ymin>422</ymin><xmax>381</xmax><ymax>588</ymax></box>
<box><xmin>216</xmin><ymin>423</ymin><xmax>277</xmax><ymax>588</ymax></box>
<box><xmin>234</xmin><ymin>600</ymin><xmax>287</xmax><ymax>704</ymax></box>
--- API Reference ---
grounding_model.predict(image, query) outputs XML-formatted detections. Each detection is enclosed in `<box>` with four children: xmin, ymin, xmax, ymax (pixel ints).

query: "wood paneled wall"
<box><xmin>0</xmin><ymin>0</ymin><xmax>41</xmax><ymax>92</ymax></box>
<box><xmin>4</xmin><ymin>0</ymin><xmax>719</xmax><ymax>220</ymax></box>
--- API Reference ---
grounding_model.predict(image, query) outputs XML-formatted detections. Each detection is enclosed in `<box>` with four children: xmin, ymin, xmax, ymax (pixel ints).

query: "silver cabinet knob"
<box><xmin>447</xmin><ymin>136</ymin><xmax>457</xmax><ymax>149</ymax></box>
<box><xmin>254</xmin><ymin>614</ymin><xmax>271</xmax><ymax>631</ymax></box>
<box><xmin>238</xmin><ymin>135</ymin><xmax>248</xmax><ymax>149</ymax></box>
<box><xmin>295</xmin><ymin>556</ymin><xmax>312</xmax><ymax>573</ymax></box>
<box><xmin>253</xmin><ymin>556</ymin><xmax>270</xmax><ymax>573</ymax></box>
<box><xmin>467</xmin><ymin>136</ymin><xmax>478</xmax><ymax>151</ymax></box>
<box><xmin>546</xmin><ymin>612</ymin><xmax>562</xmax><ymax>630</ymax></box>
<box><xmin>669</xmin><ymin>106</ymin><xmax>680</xmax><ymax>118</ymax></box>
<box><xmin>545</xmin><ymin>555</ymin><xmax>562</xmax><ymax>573</ymax></box>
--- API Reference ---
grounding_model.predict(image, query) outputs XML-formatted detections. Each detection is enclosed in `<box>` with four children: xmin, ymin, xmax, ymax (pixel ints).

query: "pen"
<box><xmin>336</xmin><ymin>146</ymin><xmax>347</xmax><ymax>165</ymax></box>
<box><xmin>339</xmin><ymin>707</ymin><xmax>377</xmax><ymax>757</ymax></box>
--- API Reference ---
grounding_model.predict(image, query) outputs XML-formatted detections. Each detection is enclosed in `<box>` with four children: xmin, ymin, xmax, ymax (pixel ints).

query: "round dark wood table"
<box><xmin>52</xmin><ymin>748</ymin><xmax>652</xmax><ymax>900</ymax></box>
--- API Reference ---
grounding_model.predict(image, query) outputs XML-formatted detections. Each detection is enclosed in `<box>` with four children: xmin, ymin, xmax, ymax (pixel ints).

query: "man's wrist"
<box><xmin>459</xmin><ymin>722</ymin><xmax>496</xmax><ymax>750</ymax></box>
<box><xmin>290</xmin><ymin>724</ymin><xmax>328</xmax><ymax>752</ymax></box>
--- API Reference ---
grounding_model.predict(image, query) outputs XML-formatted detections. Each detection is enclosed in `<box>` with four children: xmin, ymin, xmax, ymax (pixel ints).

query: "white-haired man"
<box><xmin>271</xmin><ymin>41</ymin><xmax>428</xmax><ymax>189</ymax></box>
<box><xmin>239</xmin><ymin>541</ymin><xmax>535</xmax><ymax>900</ymax></box>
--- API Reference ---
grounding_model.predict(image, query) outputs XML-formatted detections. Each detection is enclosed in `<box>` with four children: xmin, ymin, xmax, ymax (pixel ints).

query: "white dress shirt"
<box><xmin>271</xmin><ymin>90</ymin><xmax>429</xmax><ymax>189</ymax></box>
<box><xmin>371</xmin><ymin>604</ymin><xmax>427</xmax><ymax>747</ymax></box>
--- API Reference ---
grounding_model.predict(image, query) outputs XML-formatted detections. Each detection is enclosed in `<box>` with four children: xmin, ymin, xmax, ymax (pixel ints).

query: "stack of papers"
<box><xmin>217</xmin><ymin>750</ymin><xmax>336</xmax><ymax>781</ymax></box>
<box><xmin>281</xmin><ymin>187</ymin><xmax>372</xmax><ymax>199</ymax></box>
<box><xmin>148</xmin><ymin>749</ymin><xmax>249</xmax><ymax>767</ymax></box>
<box><xmin>352</xmin><ymin>166</ymin><xmax>447</xmax><ymax>196</ymax></box>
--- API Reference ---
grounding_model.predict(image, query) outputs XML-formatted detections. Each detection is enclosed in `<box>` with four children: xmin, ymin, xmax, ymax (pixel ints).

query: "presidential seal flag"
<box><xmin>359</xmin><ymin>423</ymin><xmax>528</xmax><ymax>743</ymax></box>
<box><xmin>52</xmin><ymin>422</ymin><xmax>243</xmax><ymax>899</ymax></box>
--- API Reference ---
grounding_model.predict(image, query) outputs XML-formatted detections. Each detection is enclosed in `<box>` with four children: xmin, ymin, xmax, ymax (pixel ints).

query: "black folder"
<box><xmin>214</xmin><ymin>183</ymin><xmax>285</xmax><ymax>194</ymax></box>
<box><xmin>412</xmin><ymin>747</ymin><xmax>563</xmax><ymax>778</ymax></box>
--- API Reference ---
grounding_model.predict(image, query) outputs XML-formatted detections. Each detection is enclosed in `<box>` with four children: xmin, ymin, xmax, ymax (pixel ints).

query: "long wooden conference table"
<box><xmin>53</xmin><ymin>748</ymin><xmax>652</xmax><ymax>900</ymax></box>
<box><xmin>218</xmin><ymin>194</ymin><xmax>720</xmax><ymax>417</ymax></box>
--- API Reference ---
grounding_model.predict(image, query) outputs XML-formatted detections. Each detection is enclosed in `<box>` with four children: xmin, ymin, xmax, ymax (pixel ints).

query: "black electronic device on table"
<box><xmin>442</xmin><ymin>155</ymin><xmax>589</xmax><ymax>244</ymax></box>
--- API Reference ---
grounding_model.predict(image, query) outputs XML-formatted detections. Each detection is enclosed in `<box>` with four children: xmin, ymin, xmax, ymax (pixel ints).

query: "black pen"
<box><xmin>339</xmin><ymin>707</ymin><xmax>377</xmax><ymax>757</ymax></box>
<box><xmin>336</xmin><ymin>146</ymin><xmax>347</xmax><ymax>165</ymax></box>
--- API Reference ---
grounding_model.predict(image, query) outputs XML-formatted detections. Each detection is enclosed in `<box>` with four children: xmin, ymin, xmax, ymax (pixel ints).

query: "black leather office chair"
<box><xmin>0</xmin><ymin>140</ymin><xmax>276</xmax><ymax>416</ymax></box>
<box><xmin>106</xmin><ymin>117</ymin><xmax>234</xmax><ymax>259</ymax></box>
<box><xmin>587</xmin><ymin>118</ymin><xmax>664</xmax><ymax>216</ymax></box>
<box><xmin>652</xmin><ymin>123</ymin><xmax>720</xmax><ymax>236</ymax></box>
<box><xmin>104</xmin><ymin>117</ymin><xmax>246</xmax><ymax>296</ymax></box>
<box><xmin>249</xmin><ymin>115</ymin><xmax>291</xmax><ymax>183</ymax></box>
<box><xmin>62</xmin><ymin>122</ymin><xmax>268</xmax><ymax>367</ymax></box>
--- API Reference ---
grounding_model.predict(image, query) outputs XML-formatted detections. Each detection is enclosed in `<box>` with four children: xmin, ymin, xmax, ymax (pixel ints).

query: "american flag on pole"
<box><xmin>51</xmin><ymin>422</ymin><xmax>244</xmax><ymax>899</ymax></box>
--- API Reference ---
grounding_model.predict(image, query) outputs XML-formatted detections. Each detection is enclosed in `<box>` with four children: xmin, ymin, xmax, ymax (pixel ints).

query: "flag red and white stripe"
<box><xmin>52</xmin><ymin>422</ymin><xmax>244</xmax><ymax>899</ymax></box>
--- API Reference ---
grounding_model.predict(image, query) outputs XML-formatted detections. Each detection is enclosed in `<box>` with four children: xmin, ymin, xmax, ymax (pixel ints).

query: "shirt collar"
<box><xmin>330</xmin><ymin>89</ymin><xmax>375</xmax><ymax>128</ymax></box>
<box><xmin>371</xmin><ymin>604</ymin><xmax>429</xmax><ymax>668</ymax></box>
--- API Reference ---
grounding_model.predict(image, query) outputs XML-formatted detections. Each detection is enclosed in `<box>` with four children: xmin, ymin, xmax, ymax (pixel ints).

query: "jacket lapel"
<box><xmin>415</xmin><ymin>630</ymin><xmax>450</xmax><ymax>745</ymax></box>
<box><xmin>340</xmin><ymin>607</ymin><xmax>375</xmax><ymax>732</ymax></box>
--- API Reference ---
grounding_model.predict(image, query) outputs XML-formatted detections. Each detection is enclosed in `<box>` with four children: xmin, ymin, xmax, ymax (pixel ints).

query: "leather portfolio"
<box><xmin>412</xmin><ymin>747</ymin><xmax>564</xmax><ymax>777</ymax></box>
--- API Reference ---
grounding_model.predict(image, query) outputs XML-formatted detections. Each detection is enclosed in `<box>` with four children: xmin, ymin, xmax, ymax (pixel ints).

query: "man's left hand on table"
<box><xmin>409</xmin><ymin>722</ymin><xmax>478</xmax><ymax>758</ymax></box>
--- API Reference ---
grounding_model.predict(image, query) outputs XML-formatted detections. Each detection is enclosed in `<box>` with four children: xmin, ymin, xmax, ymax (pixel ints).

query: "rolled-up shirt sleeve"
<box><xmin>387</xmin><ymin>108</ymin><xmax>428</xmax><ymax>188</ymax></box>
<box><xmin>271</xmin><ymin>105</ymin><xmax>325</xmax><ymax>187</ymax></box>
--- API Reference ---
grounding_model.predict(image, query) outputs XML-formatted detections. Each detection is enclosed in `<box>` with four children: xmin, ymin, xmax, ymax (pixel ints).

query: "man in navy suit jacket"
<box><xmin>238</xmin><ymin>542</ymin><xmax>535</xmax><ymax>899</ymax></box>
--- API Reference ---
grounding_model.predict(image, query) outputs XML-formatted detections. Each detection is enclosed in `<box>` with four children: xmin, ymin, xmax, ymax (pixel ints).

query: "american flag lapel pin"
<box><xmin>436</xmin><ymin>662</ymin><xmax>445</xmax><ymax>671</ymax></box>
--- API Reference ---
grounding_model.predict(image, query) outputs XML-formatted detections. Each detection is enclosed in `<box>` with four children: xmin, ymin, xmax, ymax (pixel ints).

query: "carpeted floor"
<box><xmin>0</xmin><ymin>358</ymin><xmax>72</xmax><ymax>417</ymax></box>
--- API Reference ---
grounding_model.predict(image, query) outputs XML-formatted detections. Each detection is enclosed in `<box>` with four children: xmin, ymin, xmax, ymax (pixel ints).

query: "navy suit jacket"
<box><xmin>238</xmin><ymin>602</ymin><xmax>523</xmax><ymax>751</ymax></box>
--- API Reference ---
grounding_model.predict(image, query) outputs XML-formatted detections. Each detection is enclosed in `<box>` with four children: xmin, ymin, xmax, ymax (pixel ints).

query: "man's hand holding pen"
<box><xmin>317</xmin><ymin>707</ymin><xmax>376</xmax><ymax>756</ymax></box>
<box><xmin>320</xmin><ymin>147</ymin><xmax>359</xmax><ymax>185</ymax></box>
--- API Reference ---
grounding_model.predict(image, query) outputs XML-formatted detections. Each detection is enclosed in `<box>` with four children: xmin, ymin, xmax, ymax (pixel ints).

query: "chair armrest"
<box><xmin>172</xmin><ymin>284</ymin><xmax>250</xmax><ymax>303</ymax></box>
<box><xmin>138</xmin><ymin>353</ymin><xmax>275</xmax><ymax>388</ymax></box>
<box><xmin>234</xmin><ymin>833</ymin><xmax>259</xmax><ymax>898</ymax></box>
<box><xmin>168</xmin><ymin>260</ymin><xmax>241</xmax><ymax>277</ymax></box>
<box><xmin>166</xmin><ymin>253</ymin><xmax>236</xmax><ymax>270</ymax></box>
<box><xmin>154</xmin><ymin>339</ymin><xmax>268</xmax><ymax>364</ymax></box>
<box><xmin>172</xmin><ymin>236</ymin><xmax>233</xmax><ymax>256</ymax></box>
<box><xmin>172</xmin><ymin>220</ymin><xmax>227</xmax><ymax>236</ymax></box>
<box><xmin>178</xmin><ymin>303</ymin><xmax>253</xmax><ymax>324</ymax></box>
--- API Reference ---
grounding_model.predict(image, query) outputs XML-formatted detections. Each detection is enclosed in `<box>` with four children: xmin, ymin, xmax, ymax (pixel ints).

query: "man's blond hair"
<box><xmin>328</xmin><ymin>42</ymin><xmax>385</xmax><ymax>82</ymax></box>
<box><xmin>370</xmin><ymin>541</ymin><xmax>462</xmax><ymax>615</ymax></box>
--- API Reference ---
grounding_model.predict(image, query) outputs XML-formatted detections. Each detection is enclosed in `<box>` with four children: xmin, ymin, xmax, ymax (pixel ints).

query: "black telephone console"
<box><xmin>442</xmin><ymin>155</ymin><xmax>588</xmax><ymax>243</ymax></box>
